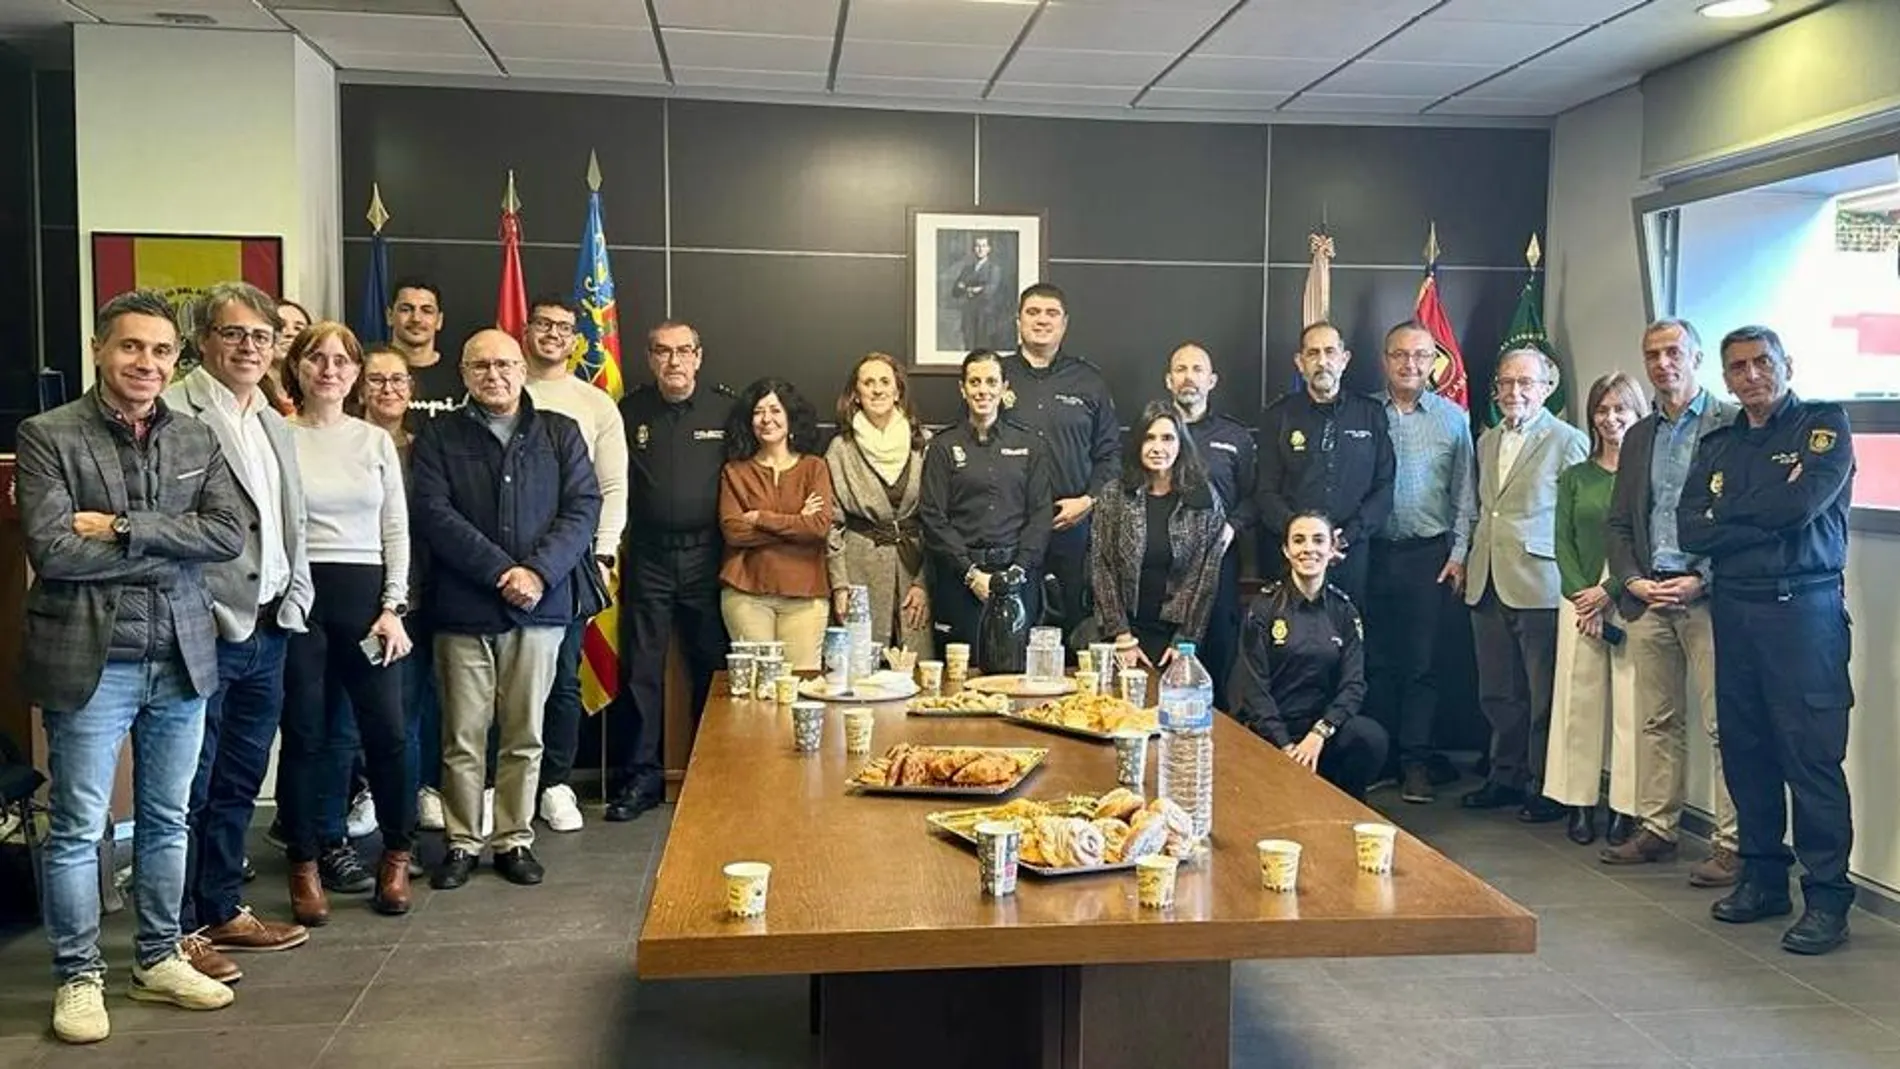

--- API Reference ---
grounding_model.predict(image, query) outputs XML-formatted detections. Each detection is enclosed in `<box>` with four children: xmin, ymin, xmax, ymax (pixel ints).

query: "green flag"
<box><xmin>1489</xmin><ymin>248</ymin><xmax>1565</xmax><ymax>426</ymax></box>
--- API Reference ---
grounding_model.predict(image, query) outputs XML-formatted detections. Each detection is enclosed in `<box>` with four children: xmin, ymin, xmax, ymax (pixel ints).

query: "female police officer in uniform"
<box><xmin>1235</xmin><ymin>511</ymin><xmax>1390</xmax><ymax>800</ymax></box>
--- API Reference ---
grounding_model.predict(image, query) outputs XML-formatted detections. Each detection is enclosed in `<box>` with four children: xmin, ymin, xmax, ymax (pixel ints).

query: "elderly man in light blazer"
<box><xmin>1463</xmin><ymin>348</ymin><xmax>1589</xmax><ymax>822</ymax></box>
<box><xmin>18</xmin><ymin>290</ymin><xmax>247</xmax><ymax>1043</ymax></box>
<box><xmin>163</xmin><ymin>281</ymin><xmax>315</xmax><ymax>976</ymax></box>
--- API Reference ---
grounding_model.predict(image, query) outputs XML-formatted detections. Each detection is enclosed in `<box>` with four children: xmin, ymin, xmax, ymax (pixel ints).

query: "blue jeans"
<box><xmin>539</xmin><ymin>620</ymin><xmax>587</xmax><ymax>789</ymax></box>
<box><xmin>182</xmin><ymin>629</ymin><xmax>287</xmax><ymax>931</ymax></box>
<box><xmin>404</xmin><ymin>619</ymin><xmax>442</xmax><ymax>795</ymax></box>
<box><xmin>41</xmin><ymin>659</ymin><xmax>206</xmax><ymax>981</ymax></box>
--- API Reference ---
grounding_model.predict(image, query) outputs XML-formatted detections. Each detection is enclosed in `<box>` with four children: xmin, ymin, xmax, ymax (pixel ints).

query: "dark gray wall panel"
<box><xmin>981</xmin><ymin>116</ymin><xmax>1266</xmax><ymax>264</ymax></box>
<box><xmin>1266</xmin><ymin>125</ymin><xmax>1550</xmax><ymax>268</ymax></box>
<box><xmin>339</xmin><ymin>86</ymin><xmax>666</xmax><ymax>246</ymax></box>
<box><xmin>669</xmin><ymin>101</ymin><xmax>974</xmax><ymax>254</ymax></box>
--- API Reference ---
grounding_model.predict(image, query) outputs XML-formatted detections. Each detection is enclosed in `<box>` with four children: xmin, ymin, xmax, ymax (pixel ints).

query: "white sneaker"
<box><xmin>417</xmin><ymin>787</ymin><xmax>446</xmax><ymax>831</ymax></box>
<box><xmin>52</xmin><ymin>974</ymin><xmax>108</xmax><ymax>1044</ymax></box>
<box><xmin>539</xmin><ymin>784</ymin><xmax>584</xmax><ymax>833</ymax></box>
<box><xmin>479</xmin><ymin>787</ymin><xmax>495</xmax><ymax>840</ymax></box>
<box><xmin>129</xmin><ymin>952</ymin><xmax>234</xmax><ymax>1011</ymax></box>
<box><xmin>345</xmin><ymin>789</ymin><xmax>378</xmax><ymax>839</ymax></box>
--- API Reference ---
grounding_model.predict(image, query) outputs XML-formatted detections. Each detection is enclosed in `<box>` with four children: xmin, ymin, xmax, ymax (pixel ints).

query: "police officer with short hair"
<box><xmin>1679</xmin><ymin>324</ymin><xmax>1856</xmax><ymax>956</ymax></box>
<box><xmin>607</xmin><ymin>320</ymin><xmax>733</xmax><ymax>822</ymax></box>
<box><xmin>920</xmin><ymin>350</ymin><xmax>1054</xmax><ymax>649</ymax></box>
<box><xmin>1166</xmin><ymin>341</ymin><xmax>1256</xmax><ymax>704</ymax></box>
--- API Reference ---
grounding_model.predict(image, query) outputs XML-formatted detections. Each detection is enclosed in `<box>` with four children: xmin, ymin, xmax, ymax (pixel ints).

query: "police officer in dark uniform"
<box><xmin>1256</xmin><ymin>321</ymin><xmax>1395</xmax><ymax>609</ymax></box>
<box><xmin>920</xmin><ymin>350</ymin><xmax>1054</xmax><ymax>648</ymax></box>
<box><xmin>999</xmin><ymin>283</ymin><xmax>1119</xmax><ymax>641</ymax></box>
<box><xmin>1679</xmin><ymin>324</ymin><xmax>1855</xmax><ymax>956</ymax></box>
<box><xmin>606</xmin><ymin>320</ymin><xmax>734</xmax><ymax>822</ymax></box>
<box><xmin>1167</xmin><ymin>341</ymin><xmax>1256</xmax><ymax>705</ymax></box>
<box><xmin>1235</xmin><ymin>512</ymin><xmax>1390</xmax><ymax>800</ymax></box>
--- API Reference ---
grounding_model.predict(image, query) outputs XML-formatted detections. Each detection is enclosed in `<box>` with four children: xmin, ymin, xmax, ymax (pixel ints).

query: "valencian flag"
<box><xmin>1415</xmin><ymin>222</ymin><xmax>1470</xmax><ymax>410</ymax></box>
<box><xmin>356</xmin><ymin>184</ymin><xmax>391</xmax><ymax>345</ymax></box>
<box><xmin>495</xmin><ymin>169</ymin><xmax>528</xmax><ymax>340</ymax></box>
<box><xmin>1492</xmin><ymin>233</ymin><xmax>1566</xmax><ymax>424</ymax></box>
<box><xmin>571</xmin><ymin>151</ymin><xmax>625</xmax><ymax>715</ymax></box>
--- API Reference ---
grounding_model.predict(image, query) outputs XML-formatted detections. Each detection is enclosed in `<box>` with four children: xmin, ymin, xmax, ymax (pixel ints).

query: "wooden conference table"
<box><xmin>637</xmin><ymin>682</ymin><xmax>1535</xmax><ymax>1069</ymax></box>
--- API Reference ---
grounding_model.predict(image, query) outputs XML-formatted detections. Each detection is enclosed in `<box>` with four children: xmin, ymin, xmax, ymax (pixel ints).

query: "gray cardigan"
<box><xmin>824</xmin><ymin>432</ymin><xmax>935</xmax><ymax>656</ymax></box>
<box><xmin>1089</xmin><ymin>480</ymin><xmax>1230</xmax><ymax>644</ymax></box>
<box><xmin>1605</xmin><ymin>391</ymin><xmax>1739</xmax><ymax>621</ymax></box>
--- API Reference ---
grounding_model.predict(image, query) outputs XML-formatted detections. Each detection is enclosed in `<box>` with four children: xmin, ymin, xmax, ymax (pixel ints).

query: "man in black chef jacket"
<box><xmin>1166</xmin><ymin>341</ymin><xmax>1256</xmax><ymax>704</ymax></box>
<box><xmin>606</xmin><ymin>320</ymin><xmax>733</xmax><ymax>822</ymax></box>
<box><xmin>999</xmin><ymin>283</ymin><xmax>1119</xmax><ymax>641</ymax></box>
<box><xmin>1256</xmin><ymin>321</ymin><xmax>1395</xmax><ymax>609</ymax></box>
<box><xmin>920</xmin><ymin>350</ymin><xmax>1054</xmax><ymax>649</ymax></box>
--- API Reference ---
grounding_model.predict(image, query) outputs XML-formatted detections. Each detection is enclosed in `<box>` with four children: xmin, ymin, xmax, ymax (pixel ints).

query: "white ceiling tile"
<box><xmin>833</xmin><ymin>73</ymin><xmax>986</xmax><ymax>100</ymax></box>
<box><xmin>325</xmin><ymin>49</ymin><xmax>500</xmax><ymax>75</ymax></box>
<box><xmin>1363</xmin><ymin>17</ymin><xmax>1577</xmax><ymax>65</ymax></box>
<box><xmin>276</xmin><ymin>10</ymin><xmax>487</xmax><ymax>54</ymax></box>
<box><xmin>457</xmin><ymin>0</ymin><xmax>647</xmax><ymax>27</ymax></box>
<box><xmin>503</xmin><ymin>58</ymin><xmax>668</xmax><ymax>82</ymax></box>
<box><xmin>836</xmin><ymin>39</ymin><xmax>1001</xmax><ymax>80</ymax></box>
<box><xmin>1157</xmin><ymin>54</ymin><xmax>1333</xmax><ymax>93</ymax></box>
<box><xmin>1025</xmin><ymin>1</ymin><xmax>1224</xmax><ymax>53</ymax></box>
<box><xmin>661</xmin><ymin>28</ymin><xmax>833</xmax><ymax>72</ymax></box>
<box><xmin>847</xmin><ymin>0</ymin><xmax>1030</xmax><ymax>47</ymax></box>
<box><xmin>479</xmin><ymin>22</ymin><xmax>659</xmax><ymax>64</ymax></box>
<box><xmin>84</xmin><ymin>0</ymin><xmax>282</xmax><ymax>31</ymax></box>
<box><xmin>1432</xmin><ymin>0</ymin><xmax>1642</xmax><ymax>26</ymax></box>
<box><xmin>1140</xmin><ymin>87</ymin><xmax>1286</xmax><ymax>111</ymax></box>
<box><xmin>988</xmin><ymin>82</ymin><xmax>1137</xmax><ymax>106</ymax></box>
<box><xmin>1427</xmin><ymin>97</ymin><xmax>1566</xmax><ymax>117</ymax></box>
<box><xmin>670</xmin><ymin>66</ymin><xmax>831</xmax><ymax>92</ymax></box>
<box><xmin>1002</xmin><ymin>47</ymin><xmax>1170</xmax><ymax>87</ymax></box>
<box><xmin>1319</xmin><ymin>59</ymin><xmax>1499</xmax><ymax>97</ymax></box>
<box><xmin>652</xmin><ymin>0</ymin><xmax>838</xmax><ymax>36</ymax></box>
<box><xmin>1451</xmin><ymin>62</ymin><xmax>1613</xmax><ymax>101</ymax></box>
<box><xmin>0</xmin><ymin>0</ymin><xmax>84</xmax><ymax>35</ymax></box>
<box><xmin>1279</xmin><ymin>92</ymin><xmax>1437</xmax><ymax>114</ymax></box>
<box><xmin>1197</xmin><ymin>0</ymin><xmax>1432</xmax><ymax>61</ymax></box>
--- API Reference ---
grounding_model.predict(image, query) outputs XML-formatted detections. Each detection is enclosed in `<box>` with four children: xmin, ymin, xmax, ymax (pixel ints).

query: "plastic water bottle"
<box><xmin>1157</xmin><ymin>641</ymin><xmax>1215</xmax><ymax>843</ymax></box>
<box><xmin>844</xmin><ymin>584</ymin><xmax>875</xmax><ymax>678</ymax></box>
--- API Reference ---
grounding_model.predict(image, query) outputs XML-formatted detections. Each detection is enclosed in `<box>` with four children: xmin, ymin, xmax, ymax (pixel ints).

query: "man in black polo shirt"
<box><xmin>606</xmin><ymin>320</ymin><xmax>733</xmax><ymax>822</ymax></box>
<box><xmin>999</xmin><ymin>283</ymin><xmax>1118</xmax><ymax>640</ymax></box>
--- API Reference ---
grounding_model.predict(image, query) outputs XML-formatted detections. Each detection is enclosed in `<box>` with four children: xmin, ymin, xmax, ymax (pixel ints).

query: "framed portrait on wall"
<box><xmin>91</xmin><ymin>232</ymin><xmax>284</xmax><ymax>379</ymax></box>
<box><xmin>908</xmin><ymin>208</ymin><xmax>1047</xmax><ymax>372</ymax></box>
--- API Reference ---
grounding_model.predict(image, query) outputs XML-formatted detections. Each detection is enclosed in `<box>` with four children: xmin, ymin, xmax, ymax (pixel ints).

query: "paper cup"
<box><xmin>791</xmin><ymin>701</ymin><xmax>826</xmax><ymax>753</ymax></box>
<box><xmin>944</xmin><ymin>642</ymin><xmax>971</xmax><ymax>669</ymax></box>
<box><xmin>1075</xmin><ymin>669</ymin><xmax>1100</xmax><ymax>697</ymax></box>
<box><xmin>973</xmin><ymin>820</ymin><xmax>1021</xmax><ymax>897</ymax></box>
<box><xmin>726</xmin><ymin>653</ymin><xmax>756</xmax><ymax>698</ymax></box>
<box><xmin>1111</xmin><ymin>730</ymin><xmax>1148</xmax><ymax>789</ymax></box>
<box><xmin>754</xmin><ymin>655</ymin><xmax>784</xmax><ymax>689</ymax></box>
<box><xmin>723</xmin><ymin>861</ymin><xmax>771</xmax><ymax>918</ymax></box>
<box><xmin>1353</xmin><ymin>822</ymin><xmax>1398</xmax><ymax>875</ymax></box>
<box><xmin>1257</xmin><ymin>839</ymin><xmax>1303</xmax><ymax>893</ymax></box>
<box><xmin>773</xmin><ymin>672</ymin><xmax>799</xmax><ymax>705</ymax></box>
<box><xmin>757</xmin><ymin>640</ymin><xmax>786</xmax><ymax>662</ymax></box>
<box><xmin>917</xmin><ymin>660</ymin><xmax>944</xmax><ymax>697</ymax></box>
<box><xmin>1135</xmin><ymin>855</ymin><xmax>1178</xmax><ymax>909</ymax></box>
<box><xmin>1118</xmin><ymin>668</ymin><xmax>1147</xmax><ymax>706</ymax></box>
<box><xmin>842</xmin><ymin>709</ymin><xmax>875</xmax><ymax>755</ymax></box>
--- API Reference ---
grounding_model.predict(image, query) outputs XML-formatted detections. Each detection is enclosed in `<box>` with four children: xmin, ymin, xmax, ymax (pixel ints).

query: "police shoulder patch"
<box><xmin>1809</xmin><ymin>427</ymin><xmax>1837</xmax><ymax>454</ymax></box>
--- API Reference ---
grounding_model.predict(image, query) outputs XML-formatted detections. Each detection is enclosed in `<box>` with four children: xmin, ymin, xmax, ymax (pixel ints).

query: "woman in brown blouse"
<box><xmin>718</xmin><ymin>377</ymin><xmax>836</xmax><ymax>670</ymax></box>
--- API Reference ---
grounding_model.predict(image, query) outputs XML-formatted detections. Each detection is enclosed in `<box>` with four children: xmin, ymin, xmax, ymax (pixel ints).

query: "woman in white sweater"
<box><xmin>279</xmin><ymin>322</ymin><xmax>416</xmax><ymax>922</ymax></box>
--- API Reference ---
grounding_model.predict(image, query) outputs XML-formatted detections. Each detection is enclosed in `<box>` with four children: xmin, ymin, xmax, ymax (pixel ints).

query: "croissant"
<box><xmin>952</xmin><ymin>753</ymin><xmax>1018</xmax><ymax>786</ymax></box>
<box><xmin>927</xmin><ymin>749</ymin><xmax>981</xmax><ymax>781</ymax></box>
<box><xmin>1092</xmin><ymin>787</ymin><xmax>1144</xmax><ymax>822</ymax></box>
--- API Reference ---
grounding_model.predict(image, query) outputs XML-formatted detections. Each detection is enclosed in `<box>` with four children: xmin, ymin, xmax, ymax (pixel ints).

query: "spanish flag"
<box><xmin>92</xmin><ymin>234</ymin><xmax>280</xmax><ymax>311</ymax></box>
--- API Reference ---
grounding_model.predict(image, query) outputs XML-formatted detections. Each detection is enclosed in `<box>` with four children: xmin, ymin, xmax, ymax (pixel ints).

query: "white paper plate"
<box><xmin>797</xmin><ymin>671</ymin><xmax>922</xmax><ymax>703</ymax></box>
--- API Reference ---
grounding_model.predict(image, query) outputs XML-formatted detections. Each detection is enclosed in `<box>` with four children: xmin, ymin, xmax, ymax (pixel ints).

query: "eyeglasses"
<box><xmin>463</xmin><ymin>360</ymin><xmax>524</xmax><ymax>377</ymax></box>
<box><xmin>1386</xmin><ymin>349</ymin><xmax>1436</xmax><ymax>364</ymax></box>
<box><xmin>211</xmin><ymin>325</ymin><xmax>276</xmax><ymax>350</ymax></box>
<box><xmin>1496</xmin><ymin>377</ymin><xmax>1547</xmax><ymax>392</ymax></box>
<box><xmin>529</xmin><ymin>317</ymin><xmax>576</xmax><ymax>336</ymax></box>
<box><xmin>364</xmin><ymin>373</ymin><xmax>412</xmax><ymax>390</ymax></box>
<box><xmin>650</xmin><ymin>344</ymin><xmax>700</xmax><ymax>361</ymax></box>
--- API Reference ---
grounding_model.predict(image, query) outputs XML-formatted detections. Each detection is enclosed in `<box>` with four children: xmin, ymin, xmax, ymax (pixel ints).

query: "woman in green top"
<box><xmin>1546</xmin><ymin>373</ymin><xmax>1649</xmax><ymax>847</ymax></box>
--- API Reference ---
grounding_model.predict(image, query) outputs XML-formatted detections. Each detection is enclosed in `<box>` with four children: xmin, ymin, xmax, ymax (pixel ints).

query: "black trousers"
<box><xmin>1366</xmin><ymin>536</ymin><xmax>1453</xmax><ymax>768</ymax></box>
<box><xmin>279</xmin><ymin>563</ymin><xmax>413</xmax><ymax>861</ymax></box>
<box><xmin>1044</xmin><ymin>520</ymin><xmax>1093</xmax><ymax>640</ymax></box>
<box><xmin>1268</xmin><ymin>716</ymin><xmax>1389</xmax><ymax>802</ymax></box>
<box><xmin>1711</xmin><ymin>584</ymin><xmax>1856</xmax><ymax>911</ymax></box>
<box><xmin>539</xmin><ymin>619</ymin><xmax>587</xmax><ymax>789</ymax></box>
<box><xmin>1198</xmin><ymin>547</ymin><xmax>1241</xmax><ymax>710</ymax></box>
<box><xmin>609</xmin><ymin>539</ymin><xmax>727</xmax><ymax>795</ymax></box>
<box><xmin>1470</xmin><ymin>588</ymin><xmax>1558</xmax><ymax>795</ymax></box>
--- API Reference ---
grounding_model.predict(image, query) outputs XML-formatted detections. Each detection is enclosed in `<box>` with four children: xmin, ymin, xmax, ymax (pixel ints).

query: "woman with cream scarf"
<box><xmin>825</xmin><ymin>352</ymin><xmax>935</xmax><ymax>657</ymax></box>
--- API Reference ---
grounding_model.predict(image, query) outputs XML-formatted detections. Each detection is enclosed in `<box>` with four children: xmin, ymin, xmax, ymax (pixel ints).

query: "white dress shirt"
<box><xmin>201</xmin><ymin>373</ymin><xmax>291</xmax><ymax>603</ymax></box>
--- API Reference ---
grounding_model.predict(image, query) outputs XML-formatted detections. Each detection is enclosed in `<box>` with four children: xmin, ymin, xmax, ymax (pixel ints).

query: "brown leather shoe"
<box><xmin>179</xmin><ymin>931</ymin><xmax>243</xmax><ymax>983</ymax></box>
<box><xmin>288</xmin><ymin>861</ymin><xmax>329</xmax><ymax>927</ymax></box>
<box><xmin>374</xmin><ymin>850</ymin><xmax>413</xmax><ymax>916</ymax></box>
<box><xmin>1688</xmin><ymin>845</ymin><xmax>1741</xmax><ymax>888</ymax></box>
<box><xmin>202</xmin><ymin>907</ymin><xmax>309</xmax><ymax>952</ymax></box>
<box><xmin>1599</xmin><ymin>828</ymin><xmax>1680</xmax><ymax>865</ymax></box>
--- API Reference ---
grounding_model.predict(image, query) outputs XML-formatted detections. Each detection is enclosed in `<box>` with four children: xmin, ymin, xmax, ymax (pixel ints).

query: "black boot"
<box><xmin>1565</xmin><ymin>806</ymin><xmax>1598</xmax><ymax>846</ymax></box>
<box><xmin>1711</xmin><ymin>882</ymin><xmax>1794</xmax><ymax>924</ymax></box>
<box><xmin>1605</xmin><ymin>812</ymin><xmax>1637</xmax><ymax>847</ymax></box>
<box><xmin>1781</xmin><ymin>906</ymin><xmax>1849</xmax><ymax>955</ymax></box>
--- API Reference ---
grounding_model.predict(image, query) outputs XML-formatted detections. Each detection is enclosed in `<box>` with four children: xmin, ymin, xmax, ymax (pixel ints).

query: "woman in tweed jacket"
<box><xmin>824</xmin><ymin>353</ymin><xmax>934</xmax><ymax>657</ymax></box>
<box><xmin>1090</xmin><ymin>400</ymin><xmax>1232</xmax><ymax>668</ymax></box>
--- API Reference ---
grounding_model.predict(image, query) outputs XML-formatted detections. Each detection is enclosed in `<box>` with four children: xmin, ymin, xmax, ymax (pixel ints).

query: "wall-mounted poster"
<box><xmin>908</xmin><ymin>208</ymin><xmax>1046</xmax><ymax>373</ymax></box>
<box><xmin>91</xmin><ymin>232</ymin><xmax>284</xmax><ymax>378</ymax></box>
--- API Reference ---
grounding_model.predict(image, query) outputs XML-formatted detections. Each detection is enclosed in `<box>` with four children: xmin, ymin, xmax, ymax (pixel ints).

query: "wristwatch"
<box><xmin>111</xmin><ymin>514</ymin><xmax>131</xmax><ymax>542</ymax></box>
<box><xmin>595</xmin><ymin>554</ymin><xmax>616</xmax><ymax>571</ymax></box>
<box><xmin>1311</xmin><ymin>720</ymin><xmax>1337</xmax><ymax>741</ymax></box>
<box><xmin>383</xmin><ymin>601</ymin><xmax>408</xmax><ymax>617</ymax></box>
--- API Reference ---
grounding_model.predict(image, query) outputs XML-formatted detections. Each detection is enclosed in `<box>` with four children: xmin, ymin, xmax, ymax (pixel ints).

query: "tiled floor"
<box><xmin>1</xmin><ymin>784</ymin><xmax>1897</xmax><ymax>1068</ymax></box>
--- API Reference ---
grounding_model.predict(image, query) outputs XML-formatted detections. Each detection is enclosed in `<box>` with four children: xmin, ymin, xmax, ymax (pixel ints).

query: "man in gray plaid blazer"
<box><xmin>17</xmin><ymin>289</ymin><xmax>246</xmax><ymax>1043</ymax></box>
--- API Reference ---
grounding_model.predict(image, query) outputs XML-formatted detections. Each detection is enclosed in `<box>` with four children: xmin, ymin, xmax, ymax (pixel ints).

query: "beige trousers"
<box><xmin>1626</xmin><ymin>600</ymin><xmax>1737</xmax><ymax>849</ymax></box>
<box><xmin>720</xmin><ymin>588</ymin><xmax>828</xmax><ymax>670</ymax></box>
<box><xmin>1544</xmin><ymin>597</ymin><xmax>1639</xmax><ymax>811</ymax></box>
<box><xmin>435</xmin><ymin>627</ymin><xmax>565</xmax><ymax>854</ymax></box>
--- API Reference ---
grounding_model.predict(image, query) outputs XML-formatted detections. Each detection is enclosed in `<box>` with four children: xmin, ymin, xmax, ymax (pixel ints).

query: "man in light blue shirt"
<box><xmin>1366</xmin><ymin>321</ymin><xmax>1478</xmax><ymax>804</ymax></box>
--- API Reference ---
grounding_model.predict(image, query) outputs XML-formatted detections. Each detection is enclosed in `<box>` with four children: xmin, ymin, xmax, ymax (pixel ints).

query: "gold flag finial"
<box><xmin>1526</xmin><ymin>233</ymin><xmax>1543</xmax><ymax>270</ymax></box>
<box><xmin>502</xmin><ymin>169</ymin><xmax>521</xmax><ymax>214</ymax></box>
<box><xmin>586</xmin><ymin>150</ymin><xmax>602</xmax><ymax>193</ymax></box>
<box><xmin>1424</xmin><ymin>221</ymin><xmax>1441</xmax><ymax>264</ymax></box>
<box><xmin>366</xmin><ymin>183</ymin><xmax>389</xmax><ymax>234</ymax></box>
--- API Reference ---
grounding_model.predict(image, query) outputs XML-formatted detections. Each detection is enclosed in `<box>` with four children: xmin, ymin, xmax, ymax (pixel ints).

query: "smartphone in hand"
<box><xmin>359</xmin><ymin>633</ymin><xmax>388</xmax><ymax>665</ymax></box>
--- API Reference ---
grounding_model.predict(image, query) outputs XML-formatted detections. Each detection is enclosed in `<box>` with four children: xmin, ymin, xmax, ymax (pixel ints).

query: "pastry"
<box><xmin>1068</xmin><ymin>819</ymin><xmax>1107</xmax><ymax>867</ymax></box>
<box><xmin>1033</xmin><ymin>816</ymin><xmax>1077</xmax><ymax>866</ymax></box>
<box><xmin>1142</xmin><ymin>798</ymin><xmax>1198</xmax><ymax>858</ymax></box>
<box><xmin>927</xmin><ymin>749</ymin><xmax>979</xmax><ymax>782</ymax></box>
<box><xmin>952</xmin><ymin>753</ymin><xmax>1019</xmax><ymax>786</ymax></box>
<box><xmin>1121</xmin><ymin>809</ymin><xmax>1168</xmax><ymax>861</ymax></box>
<box><xmin>1091</xmin><ymin>787</ymin><xmax>1144</xmax><ymax>822</ymax></box>
<box><xmin>1092</xmin><ymin>818</ymin><xmax>1130</xmax><ymax>862</ymax></box>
